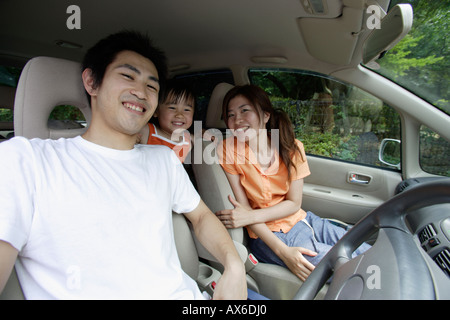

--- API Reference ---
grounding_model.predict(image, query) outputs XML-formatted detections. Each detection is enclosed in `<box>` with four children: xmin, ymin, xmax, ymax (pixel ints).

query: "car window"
<box><xmin>420</xmin><ymin>126</ymin><xmax>450</xmax><ymax>176</ymax></box>
<box><xmin>0</xmin><ymin>66</ymin><xmax>20</xmax><ymax>141</ymax></box>
<box><xmin>48</xmin><ymin>105</ymin><xmax>86</xmax><ymax>129</ymax></box>
<box><xmin>174</xmin><ymin>69</ymin><xmax>234</xmax><ymax>126</ymax></box>
<box><xmin>249</xmin><ymin>68</ymin><xmax>401</xmax><ymax>170</ymax></box>
<box><xmin>362</xmin><ymin>0</ymin><xmax>449</xmax><ymax>177</ymax></box>
<box><xmin>0</xmin><ymin>107</ymin><xmax>14</xmax><ymax>140</ymax></box>
<box><xmin>367</xmin><ymin>0</ymin><xmax>449</xmax><ymax>115</ymax></box>
<box><xmin>0</xmin><ymin>66</ymin><xmax>21</xmax><ymax>87</ymax></box>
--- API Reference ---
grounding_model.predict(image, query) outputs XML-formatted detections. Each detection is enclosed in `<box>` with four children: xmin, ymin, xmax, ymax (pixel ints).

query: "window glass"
<box><xmin>174</xmin><ymin>69</ymin><xmax>234</xmax><ymax>125</ymax></box>
<box><xmin>48</xmin><ymin>105</ymin><xmax>87</xmax><ymax>129</ymax></box>
<box><xmin>366</xmin><ymin>0</ymin><xmax>449</xmax><ymax>115</ymax></box>
<box><xmin>0</xmin><ymin>66</ymin><xmax>21</xmax><ymax>87</ymax></box>
<box><xmin>0</xmin><ymin>107</ymin><xmax>14</xmax><ymax>141</ymax></box>
<box><xmin>0</xmin><ymin>107</ymin><xmax>13</xmax><ymax>122</ymax></box>
<box><xmin>420</xmin><ymin>126</ymin><xmax>450</xmax><ymax>177</ymax></box>
<box><xmin>0</xmin><ymin>65</ymin><xmax>20</xmax><ymax>141</ymax></box>
<box><xmin>249</xmin><ymin>69</ymin><xmax>401</xmax><ymax>170</ymax></box>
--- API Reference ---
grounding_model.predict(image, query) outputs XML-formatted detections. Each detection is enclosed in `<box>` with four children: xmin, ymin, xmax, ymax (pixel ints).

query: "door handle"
<box><xmin>348</xmin><ymin>172</ymin><xmax>372</xmax><ymax>185</ymax></box>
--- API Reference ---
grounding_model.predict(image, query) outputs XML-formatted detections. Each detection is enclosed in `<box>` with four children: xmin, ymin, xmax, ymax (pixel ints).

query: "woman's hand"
<box><xmin>216</xmin><ymin>195</ymin><xmax>254</xmax><ymax>229</ymax></box>
<box><xmin>278</xmin><ymin>245</ymin><xmax>317</xmax><ymax>281</ymax></box>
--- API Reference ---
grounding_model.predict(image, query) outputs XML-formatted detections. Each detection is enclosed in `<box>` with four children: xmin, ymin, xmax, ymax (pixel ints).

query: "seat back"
<box><xmin>0</xmin><ymin>268</ymin><xmax>24</xmax><ymax>300</ymax></box>
<box><xmin>172</xmin><ymin>212</ymin><xmax>199</xmax><ymax>279</ymax></box>
<box><xmin>14</xmin><ymin>56</ymin><xmax>91</xmax><ymax>139</ymax></box>
<box><xmin>204</xmin><ymin>82</ymin><xmax>233</xmax><ymax>130</ymax></box>
<box><xmin>191</xmin><ymin>82</ymin><xmax>245</xmax><ymax>243</ymax></box>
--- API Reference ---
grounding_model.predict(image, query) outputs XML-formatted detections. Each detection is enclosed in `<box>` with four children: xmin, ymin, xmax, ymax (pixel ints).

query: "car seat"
<box><xmin>13</xmin><ymin>57</ymin><xmax>91</xmax><ymax>139</ymax></box>
<box><xmin>0</xmin><ymin>56</ymin><xmax>224</xmax><ymax>299</ymax></box>
<box><xmin>190</xmin><ymin>82</ymin><xmax>331</xmax><ymax>299</ymax></box>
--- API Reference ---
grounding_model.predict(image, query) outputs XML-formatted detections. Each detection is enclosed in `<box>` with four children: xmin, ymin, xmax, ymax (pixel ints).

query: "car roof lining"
<box><xmin>0</xmin><ymin>0</ymin><xmax>393</xmax><ymax>74</ymax></box>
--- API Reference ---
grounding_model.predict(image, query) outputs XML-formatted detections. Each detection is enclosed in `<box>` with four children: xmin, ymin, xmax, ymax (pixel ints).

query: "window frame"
<box><xmin>248</xmin><ymin>67</ymin><xmax>403</xmax><ymax>172</ymax></box>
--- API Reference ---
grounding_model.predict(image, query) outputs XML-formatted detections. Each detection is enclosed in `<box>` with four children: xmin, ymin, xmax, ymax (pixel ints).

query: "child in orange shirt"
<box><xmin>216</xmin><ymin>85</ymin><xmax>370</xmax><ymax>281</ymax></box>
<box><xmin>139</xmin><ymin>79</ymin><xmax>194</xmax><ymax>163</ymax></box>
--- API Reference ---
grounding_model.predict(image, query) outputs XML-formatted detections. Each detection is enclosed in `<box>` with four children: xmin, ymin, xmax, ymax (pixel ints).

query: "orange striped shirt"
<box><xmin>146</xmin><ymin>123</ymin><xmax>191</xmax><ymax>163</ymax></box>
<box><xmin>218</xmin><ymin>137</ymin><xmax>310</xmax><ymax>239</ymax></box>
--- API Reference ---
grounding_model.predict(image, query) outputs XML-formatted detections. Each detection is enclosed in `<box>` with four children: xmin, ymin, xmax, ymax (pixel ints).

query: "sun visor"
<box><xmin>297</xmin><ymin>6</ymin><xmax>364</xmax><ymax>65</ymax></box>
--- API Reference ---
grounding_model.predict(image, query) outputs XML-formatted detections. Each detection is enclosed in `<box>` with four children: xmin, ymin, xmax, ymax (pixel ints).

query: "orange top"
<box><xmin>146</xmin><ymin>123</ymin><xmax>191</xmax><ymax>163</ymax></box>
<box><xmin>218</xmin><ymin>137</ymin><xmax>310</xmax><ymax>239</ymax></box>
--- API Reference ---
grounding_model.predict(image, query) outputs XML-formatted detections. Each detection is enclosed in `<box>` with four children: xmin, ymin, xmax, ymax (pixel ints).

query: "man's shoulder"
<box><xmin>0</xmin><ymin>136</ymin><xmax>80</xmax><ymax>158</ymax></box>
<box><xmin>0</xmin><ymin>136</ymin><xmax>36</xmax><ymax>154</ymax></box>
<box><xmin>137</xmin><ymin>143</ymin><xmax>181</xmax><ymax>163</ymax></box>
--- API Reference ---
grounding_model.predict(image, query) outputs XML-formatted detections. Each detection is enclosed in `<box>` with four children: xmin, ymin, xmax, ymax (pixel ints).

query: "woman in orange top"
<box><xmin>216</xmin><ymin>85</ymin><xmax>369</xmax><ymax>281</ymax></box>
<box><xmin>139</xmin><ymin>79</ymin><xmax>194</xmax><ymax>163</ymax></box>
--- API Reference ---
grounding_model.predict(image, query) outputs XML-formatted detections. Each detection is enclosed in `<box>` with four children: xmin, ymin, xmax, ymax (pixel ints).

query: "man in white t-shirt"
<box><xmin>0</xmin><ymin>31</ymin><xmax>246</xmax><ymax>299</ymax></box>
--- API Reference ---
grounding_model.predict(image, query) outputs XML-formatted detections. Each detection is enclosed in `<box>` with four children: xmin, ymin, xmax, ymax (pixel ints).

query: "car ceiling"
<box><xmin>0</xmin><ymin>0</ymin><xmax>391</xmax><ymax>75</ymax></box>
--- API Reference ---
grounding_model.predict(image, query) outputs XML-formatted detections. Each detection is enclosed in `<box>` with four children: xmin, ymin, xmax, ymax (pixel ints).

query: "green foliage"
<box><xmin>0</xmin><ymin>108</ymin><xmax>13</xmax><ymax>122</ymax></box>
<box><xmin>377</xmin><ymin>0</ymin><xmax>449</xmax><ymax>114</ymax></box>
<box><xmin>294</xmin><ymin>129</ymin><xmax>360</xmax><ymax>161</ymax></box>
<box><xmin>49</xmin><ymin>105</ymin><xmax>85</xmax><ymax>121</ymax></box>
<box><xmin>381</xmin><ymin>35</ymin><xmax>444</xmax><ymax>78</ymax></box>
<box><xmin>419</xmin><ymin>126</ymin><xmax>450</xmax><ymax>177</ymax></box>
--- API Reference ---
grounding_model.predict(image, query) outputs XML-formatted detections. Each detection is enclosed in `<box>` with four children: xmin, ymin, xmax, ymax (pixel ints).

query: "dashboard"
<box><xmin>398</xmin><ymin>177</ymin><xmax>450</xmax><ymax>298</ymax></box>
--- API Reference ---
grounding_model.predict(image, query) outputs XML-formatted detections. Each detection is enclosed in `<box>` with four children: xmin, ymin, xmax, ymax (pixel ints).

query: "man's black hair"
<box><xmin>82</xmin><ymin>30</ymin><xmax>168</xmax><ymax>102</ymax></box>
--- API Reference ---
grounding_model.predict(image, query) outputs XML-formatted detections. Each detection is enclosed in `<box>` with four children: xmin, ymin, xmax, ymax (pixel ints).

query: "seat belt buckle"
<box><xmin>245</xmin><ymin>253</ymin><xmax>258</xmax><ymax>272</ymax></box>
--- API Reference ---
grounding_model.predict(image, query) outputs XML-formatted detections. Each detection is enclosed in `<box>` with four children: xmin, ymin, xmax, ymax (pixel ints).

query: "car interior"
<box><xmin>0</xmin><ymin>0</ymin><xmax>449</xmax><ymax>300</ymax></box>
<box><xmin>0</xmin><ymin>56</ymin><xmax>326</xmax><ymax>300</ymax></box>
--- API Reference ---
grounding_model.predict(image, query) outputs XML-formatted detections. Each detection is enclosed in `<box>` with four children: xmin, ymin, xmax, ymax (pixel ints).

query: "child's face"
<box><xmin>155</xmin><ymin>93</ymin><xmax>194</xmax><ymax>136</ymax></box>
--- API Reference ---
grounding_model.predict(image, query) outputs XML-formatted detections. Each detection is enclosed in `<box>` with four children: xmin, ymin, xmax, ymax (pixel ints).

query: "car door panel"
<box><xmin>302</xmin><ymin>155</ymin><xmax>402</xmax><ymax>224</ymax></box>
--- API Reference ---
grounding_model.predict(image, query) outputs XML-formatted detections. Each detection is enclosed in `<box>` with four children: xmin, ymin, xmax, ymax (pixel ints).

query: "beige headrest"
<box><xmin>14</xmin><ymin>56</ymin><xmax>91</xmax><ymax>139</ymax></box>
<box><xmin>205</xmin><ymin>82</ymin><xmax>234</xmax><ymax>129</ymax></box>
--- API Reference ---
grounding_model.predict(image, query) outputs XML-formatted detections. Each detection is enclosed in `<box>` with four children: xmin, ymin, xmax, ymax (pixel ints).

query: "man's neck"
<box><xmin>82</xmin><ymin>126</ymin><xmax>137</xmax><ymax>150</ymax></box>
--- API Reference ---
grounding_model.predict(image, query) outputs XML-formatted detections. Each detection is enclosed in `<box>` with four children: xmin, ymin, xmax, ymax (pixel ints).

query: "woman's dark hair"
<box><xmin>222</xmin><ymin>84</ymin><xmax>301</xmax><ymax>181</ymax></box>
<box><xmin>82</xmin><ymin>30</ymin><xmax>168</xmax><ymax>102</ymax></box>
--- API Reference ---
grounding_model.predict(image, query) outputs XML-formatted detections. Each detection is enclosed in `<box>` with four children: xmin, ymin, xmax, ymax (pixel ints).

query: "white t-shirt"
<box><xmin>0</xmin><ymin>136</ymin><xmax>204</xmax><ymax>299</ymax></box>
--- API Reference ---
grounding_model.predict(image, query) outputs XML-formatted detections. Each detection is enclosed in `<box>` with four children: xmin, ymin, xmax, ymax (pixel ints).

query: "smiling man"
<box><xmin>0</xmin><ymin>31</ymin><xmax>246</xmax><ymax>300</ymax></box>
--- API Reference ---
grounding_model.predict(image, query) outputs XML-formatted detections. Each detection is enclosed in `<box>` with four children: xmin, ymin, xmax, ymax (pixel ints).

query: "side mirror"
<box><xmin>363</xmin><ymin>4</ymin><xmax>413</xmax><ymax>64</ymax></box>
<box><xmin>379</xmin><ymin>138</ymin><xmax>401</xmax><ymax>170</ymax></box>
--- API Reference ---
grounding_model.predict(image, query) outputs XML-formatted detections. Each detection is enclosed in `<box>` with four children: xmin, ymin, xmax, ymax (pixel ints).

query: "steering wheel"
<box><xmin>294</xmin><ymin>179</ymin><xmax>450</xmax><ymax>300</ymax></box>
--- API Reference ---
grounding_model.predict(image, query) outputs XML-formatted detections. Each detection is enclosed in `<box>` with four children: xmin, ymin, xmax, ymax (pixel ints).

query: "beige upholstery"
<box><xmin>1</xmin><ymin>56</ymin><xmax>221</xmax><ymax>299</ymax></box>
<box><xmin>172</xmin><ymin>213</ymin><xmax>221</xmax><ymax>296</ymax></box>
<box><xmin>205</xmin><ymin>82</ymin><xmax>234</xmax><ymax>129</ymax></box>
<box><xmin>14</xmin><ymin>56</ymin><xmax>91</xmax><ymax>139</ymax></box>
<box><xmin>0</xmin><ymin>268</ymin><xmax>24</xmax><ymax>300</ymax></box>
